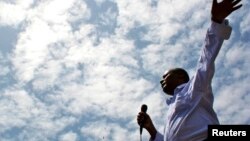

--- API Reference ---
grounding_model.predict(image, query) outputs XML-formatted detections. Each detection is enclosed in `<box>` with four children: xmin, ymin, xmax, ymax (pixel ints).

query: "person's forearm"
<box><xmin>147</xmin><ymin>125</ymin><xmax>157</xmax><ymax>140</ymax></box>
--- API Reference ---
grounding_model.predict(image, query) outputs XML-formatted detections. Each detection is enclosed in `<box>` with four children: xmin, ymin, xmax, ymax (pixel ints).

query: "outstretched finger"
<box><xmin>232</xmin><ymin>0</ymin><xmax>241</xmax><ymax>6</ymax></box>
<box><xmin>232</xmin><ymin>4</ymin><xmax>242</xmax><ymax>12</ymax></box>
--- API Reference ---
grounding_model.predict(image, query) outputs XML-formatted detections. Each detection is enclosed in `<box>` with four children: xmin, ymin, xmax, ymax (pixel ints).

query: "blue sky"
<box><xmin>0</xmin><ymin>0</ymin><xmax>249</xmax><ymax>140</ymax></box>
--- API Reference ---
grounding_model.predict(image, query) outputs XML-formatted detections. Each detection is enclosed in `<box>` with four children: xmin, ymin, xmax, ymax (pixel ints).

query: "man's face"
<box><xmin>160</xmin><ymin>71</ymin><xmax>177</xmax><ymax>95</ymax></box>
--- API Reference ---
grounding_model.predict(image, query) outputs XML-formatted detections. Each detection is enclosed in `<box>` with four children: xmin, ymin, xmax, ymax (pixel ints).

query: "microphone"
<box><xmin>140</xmin><ymin>104</ymin><xmax>148</xmax><ymax>135</ymax></box>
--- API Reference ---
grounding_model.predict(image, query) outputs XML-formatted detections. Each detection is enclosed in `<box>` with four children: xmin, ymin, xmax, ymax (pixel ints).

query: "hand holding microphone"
<box><xmin>137</xmin><ymin>104</ymin><xmax>157</xmax><ymax>140</ymax></box>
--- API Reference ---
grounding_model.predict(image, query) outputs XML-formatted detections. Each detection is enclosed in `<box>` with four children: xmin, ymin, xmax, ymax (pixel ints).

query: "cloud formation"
<box><xmin>0</xmin><ymin>0</ymin><xmax>249</xmax><ymax>140</ymax></box>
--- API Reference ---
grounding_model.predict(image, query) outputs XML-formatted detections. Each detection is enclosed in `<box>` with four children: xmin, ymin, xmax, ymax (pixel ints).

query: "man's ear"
<box><xmin>177</xmin><ymin>75</ymin><xmax>186</xmax><ymax>83</ymax></box>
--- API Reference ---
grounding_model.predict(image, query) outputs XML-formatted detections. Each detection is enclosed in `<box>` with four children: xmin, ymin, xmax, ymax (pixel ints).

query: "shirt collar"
<box><xmin>166</xmin><ymin>83</ymin><xmax>187</xmax><ymax>105</ymax></box>
<box><xmin>174</xmin><ymin>83</ymin><xmax>186</xmax><ymax>94</ymax></box>
<box><xmin>166</xmin><ymin>97</ymin><xmax>173</xmax><ymax>105</ymax></box>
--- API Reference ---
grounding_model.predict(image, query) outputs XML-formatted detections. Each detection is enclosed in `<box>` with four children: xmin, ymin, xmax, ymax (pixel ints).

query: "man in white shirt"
<box><xmin>137</xmin><ymin>0</ymin><xmax>242</xmax><ymax>141</ymax></box>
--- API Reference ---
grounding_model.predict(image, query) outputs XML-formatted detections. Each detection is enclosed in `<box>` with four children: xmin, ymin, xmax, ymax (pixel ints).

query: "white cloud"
<box><xmin>240</xmin><ymin>10</ymin><xmax>250</xmax><ymax>36</ymax></box>
<box><xmin>115</xmin><ymin>0</ymin><xmax>157</xmax><ymax>36</ymax></box>
<box><xmin>0</xmin><ymin>0</ymin><xmax>249</xmax><ymax>141</ymax></box>
<box><xmin>68</xmin><ymin>0</ymin><xmax>90</xmax><ymax>22</ymax></box>
<box><xmin>11</xmin><ymin>0</ymin><xmax>79</xmax><ymax>82</ymax></box>
<box><xmin>59</xmin><ymin>132</ymin><xmax>78</xmax><ymax>141</ymax></box>
<box><xmin>34</xmin><ymin>0</ymin><xmax>75</xmax><ymax>24</ymax></box>
<box><xmin>0</xmin><ymin>87</ymin><xmax>78</xmax><ymax>140</ymax></box>
<box><xmin>0</xmin><ymin>2</ymin><xmax>26</xmax><ymax>26</ymax></box>
<box><xmin>0</xmin><ymin>89</ymin><xmax>32</xmax><ymax>133</ymax></box>
<box><xmin>0</xmin><ymin>0</ymin><xmax>35</xmax><ymax>26</ymax></box>
<box><xmin>214</xmin><ymin>79</ymin><xmax>250</xmax><ymax>124</ymax></box>
<box><xmin>224</xmin><ymin>43</ymin><xmax>250</xmax><ymax>68</ymax></box>
<box><xmin>81</xmin><ymin>119</ymin><xmax>139</xmax><ymax>141</ymax></box>
<box><xmin>31</xmin><ymin>59</ymin><xmax>63</xmax><ymax>90</ymax></box>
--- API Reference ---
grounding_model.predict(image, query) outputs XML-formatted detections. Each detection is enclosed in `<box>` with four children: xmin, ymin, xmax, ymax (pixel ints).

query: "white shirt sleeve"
<box><xmin>190</xmin><ymin>19</ymin><xmax>232</xmax><ymax>100</ymax></box>
<box><xmin>210</xmin><ymin>19</ymin><xmax>232</xmax><ymax>40</ymax></box>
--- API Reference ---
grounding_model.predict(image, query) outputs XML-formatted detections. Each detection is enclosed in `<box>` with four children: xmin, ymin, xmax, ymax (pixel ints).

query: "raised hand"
<box><xmin>211</xmin><ymin>0</ymin><xmax>242</xmax><ymax>23</ymax></box>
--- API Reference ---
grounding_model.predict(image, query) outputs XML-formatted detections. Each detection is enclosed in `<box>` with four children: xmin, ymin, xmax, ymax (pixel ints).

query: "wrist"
<box><xmin>211</xmin><ymin>16</ymin><xmax>223</xmax><ymax>24</ymax></box>
<box><xmin>147</xmin><ymin>125</ymin><xmax>157</xmax><ymax>140</ymax></box>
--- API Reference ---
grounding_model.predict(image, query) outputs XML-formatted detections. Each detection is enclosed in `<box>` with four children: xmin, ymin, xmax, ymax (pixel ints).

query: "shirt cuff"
<box><xmin>210</xmin><ymin>19</ymin><xmax>232</xmax><ymax>40</ymax></box>
<box><xmin>149</xmin><ymin>131</ymin><xmax>163</xmax><ymax>141</ymax></box>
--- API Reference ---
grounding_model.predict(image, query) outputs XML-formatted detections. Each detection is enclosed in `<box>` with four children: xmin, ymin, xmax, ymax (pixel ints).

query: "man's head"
<box><xmin>160</xmin><ymin>68</ymin><xmax>189</xmax><ymax>95</ymax></box>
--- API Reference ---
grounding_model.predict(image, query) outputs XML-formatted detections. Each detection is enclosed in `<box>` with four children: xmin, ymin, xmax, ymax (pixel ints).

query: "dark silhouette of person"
<box><xmin>137</xmin><ymin>0</ymin><xmax>242</xmax><ymax>141</ymax></box>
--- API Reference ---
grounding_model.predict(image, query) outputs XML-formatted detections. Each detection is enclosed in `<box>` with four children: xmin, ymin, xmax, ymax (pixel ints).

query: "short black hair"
<box><xmin>168</xmin><ymin>68</ymin><xmax>190</xmax><ymax>83</ymax></box>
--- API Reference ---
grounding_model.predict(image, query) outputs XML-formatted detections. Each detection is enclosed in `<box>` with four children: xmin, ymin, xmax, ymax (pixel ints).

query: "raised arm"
<box><xmin>191</xmin><ymin>0</ymin><xmax>242</xmax><ymax>99</ymax></box>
